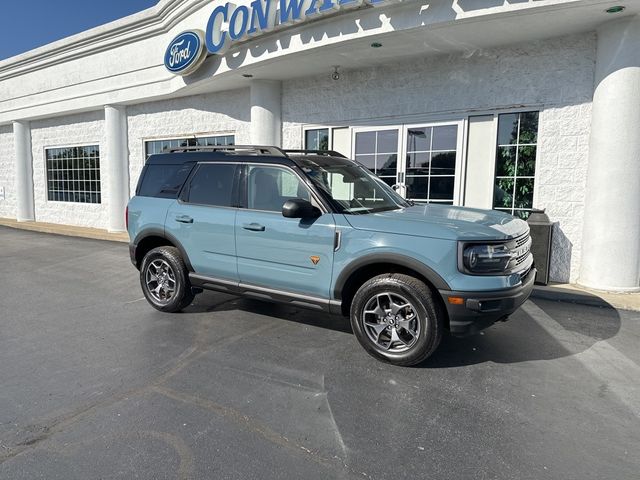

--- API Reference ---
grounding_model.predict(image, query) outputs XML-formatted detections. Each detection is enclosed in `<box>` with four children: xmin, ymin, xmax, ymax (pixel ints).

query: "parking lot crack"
<box><xmin>150</xmin><ymin>384</ymin><xmax>358</xmax><ymax>479</ymax></box>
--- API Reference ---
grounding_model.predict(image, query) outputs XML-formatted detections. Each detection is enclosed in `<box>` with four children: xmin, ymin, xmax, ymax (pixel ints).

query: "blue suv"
<box><xmin>127</xmin><ymin>146</ymin><xmax>535</xmax><ymax>366</ymax></box>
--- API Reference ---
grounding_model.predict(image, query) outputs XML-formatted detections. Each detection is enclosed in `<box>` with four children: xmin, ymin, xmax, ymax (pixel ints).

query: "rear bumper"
<box><xmin>438</xmin><ymin>268</ymin><xmax>537</xmax><ymax>336</ymax></box>
<box><xmin>129</xmin><ymin>243</ymin><xmax>137</xmax><ymax>268</ymax></box>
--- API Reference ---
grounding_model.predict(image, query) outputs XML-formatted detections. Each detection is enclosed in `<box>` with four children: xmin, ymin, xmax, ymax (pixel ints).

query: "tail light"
<box><xmin>125</xmin><ymin>206</ymin><xmax>129</xmax><ymax>231</ymax></box>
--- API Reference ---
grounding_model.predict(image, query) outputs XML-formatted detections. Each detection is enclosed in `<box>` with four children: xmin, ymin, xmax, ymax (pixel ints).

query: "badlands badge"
<box><xmin>310</xmin><ymin>256</ymin><xmax>321</xmax><ymax>266</ymax></box>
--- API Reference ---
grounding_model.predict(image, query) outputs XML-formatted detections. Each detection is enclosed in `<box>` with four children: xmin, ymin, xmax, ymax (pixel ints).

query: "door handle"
<box><xmin>175</xmin><ymin>215</ymin><xmax>194</xmax><ymax>224</ymax></box>
<box><xmin>242</xmin><ymin>223</ymin><xmax>266</xmax><ymax>232</ymax></box>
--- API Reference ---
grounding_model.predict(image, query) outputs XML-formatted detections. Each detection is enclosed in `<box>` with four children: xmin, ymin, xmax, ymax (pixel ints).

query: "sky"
<box><xmin>0</xmin><ymin>0</ymin><xmax>159</xmax><ymax>61</ymax></box>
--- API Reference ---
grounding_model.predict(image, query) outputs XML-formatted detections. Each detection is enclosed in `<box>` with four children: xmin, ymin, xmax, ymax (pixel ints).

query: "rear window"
<box><xmin>137</xmin><ymin>163</ymin><xmax>194</xmax><ymax>198</ymax></box>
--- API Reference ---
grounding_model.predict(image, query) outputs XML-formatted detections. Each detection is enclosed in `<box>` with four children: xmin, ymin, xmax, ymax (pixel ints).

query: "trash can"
<box><xmin>527</xmin><ymin>209</ymin><xmax>553</xmax><ymax>285</ymax></box>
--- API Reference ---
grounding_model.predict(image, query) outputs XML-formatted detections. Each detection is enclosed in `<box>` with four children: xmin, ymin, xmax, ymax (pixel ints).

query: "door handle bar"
<box><xmin>175</xmin><ymin>215</ymin><xmax>194</xmax><ymax>224</ymax></box>
<box><xmin>243</xmin><ymin>223</ymin><xmax>266</xmax><ymax>232</ymax></box>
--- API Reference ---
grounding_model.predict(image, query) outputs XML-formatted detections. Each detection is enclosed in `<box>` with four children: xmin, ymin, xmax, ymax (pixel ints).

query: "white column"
<box><xmin>13</xmin><ymin>120</ymin><xmax>35</xmax><ymax>222</ymax></box>
<box><xmin>579</xmin><ymin>16</ymin><xmax>640</xmax><ymax>291</ymax></box>
<box><xmin>250</xmin><ymin>80</ymin><xmax>282</xmax><ymax>146</ymax></box>
<box><xmin>104</xmin><ymin>105</ymin><xmax>130</xmax><ymax>233</ymax></box>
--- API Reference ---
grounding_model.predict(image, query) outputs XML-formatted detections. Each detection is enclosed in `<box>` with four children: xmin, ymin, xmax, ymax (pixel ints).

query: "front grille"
<box><xmin>515</xmin><ymin>232</ymin><xmax>530</xmax><ymax>248</ymax></box>
<box><xmin>512</xmin><ymin>233</ymin><xmax>533</xmax><ymax>268</ymax></box>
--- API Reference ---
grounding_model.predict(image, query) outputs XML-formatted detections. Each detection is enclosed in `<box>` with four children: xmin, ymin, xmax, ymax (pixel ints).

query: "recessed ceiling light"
<box><xmin>242</xmin><ymin>74</ymin><xmax>254</xmax><ymax>78</ymax></box>
<box><xmin>370</xmin><ymin>42</ymin><xmax>383</xmax><ymax>48</ymax></box>
<box><xmin>606</xmin><ymin>5</ymin><xmax>626</xmax><ymax>13</ymax></box>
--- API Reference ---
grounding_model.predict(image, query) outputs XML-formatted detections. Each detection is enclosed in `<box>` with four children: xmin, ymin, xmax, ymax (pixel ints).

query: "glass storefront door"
<box><xmin>352</xmin><ymin>122</ymin><xmax>462</xmax><ymax>204</ymax></box>
<box><xmin>353</xmin><ymin>127</ymin><xmax>401</xmax><ymax>189</ymax></box>
<box><xmin>403</xmin><ymin>123</ymin><xmax>460</xmax><ymax>205</ymax></box>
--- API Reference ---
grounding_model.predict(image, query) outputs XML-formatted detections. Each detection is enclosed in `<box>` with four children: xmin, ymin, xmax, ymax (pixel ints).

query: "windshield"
<box><xmin>300</xmin><ymin>162</ymin><xmax>410</xmax><ymax>214</ymax></box>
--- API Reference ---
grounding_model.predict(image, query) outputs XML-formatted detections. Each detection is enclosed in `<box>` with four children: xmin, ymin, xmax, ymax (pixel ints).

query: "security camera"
<box><xmin>332</xmin><ymin>66</ymin><xmax>340</xmax><ymax>81</ymax></box>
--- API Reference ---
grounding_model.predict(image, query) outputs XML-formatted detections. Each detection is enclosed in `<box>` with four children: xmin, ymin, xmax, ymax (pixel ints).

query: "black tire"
<box><xmin>350</xmin><ymin>274</ymin><xmax>443</xmax><ymax>366</ymax></box>
<box><xmin>140</xmin><ymin>246</ymin><xmax>195</xmax><ymax>313</ymax></box>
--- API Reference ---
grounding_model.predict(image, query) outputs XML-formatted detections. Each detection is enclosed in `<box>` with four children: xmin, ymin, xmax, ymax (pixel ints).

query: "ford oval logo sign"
<box><xmin>164</xmin><ymin>31</ymin><xmax>207</xmax><ymax>76</ymax></box>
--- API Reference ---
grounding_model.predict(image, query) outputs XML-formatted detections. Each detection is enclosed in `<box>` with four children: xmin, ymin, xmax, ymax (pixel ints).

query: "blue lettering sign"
<box><xmin>163</xmin><ymin>0</ymin><xmax>392</xmax><ymax>75</ymax></box>
<box><xmin>279</xmin><ymin>0</ymin><xmax>312</xmax><ymax>24</ymax></box>
<box><xmin>248</xmin><ymin>0</ymin><xmax>276</xmax><ymax>35</ymax></box>
<box><xmin>206</xmin><ymin>4</ymin><xmax>230</xmax><ymax>54</ymax></box>
<box><xmin>230</xmin><ymin>6</ymin><xmax>251</xmax><ymax>40</ymax></box>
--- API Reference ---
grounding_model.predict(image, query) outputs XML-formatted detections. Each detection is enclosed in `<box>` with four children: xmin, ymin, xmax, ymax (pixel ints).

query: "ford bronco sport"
<box><xmin>127</xmin><ymin>145</ymin><xmax>535</xmax><ymax>366</ymax></box>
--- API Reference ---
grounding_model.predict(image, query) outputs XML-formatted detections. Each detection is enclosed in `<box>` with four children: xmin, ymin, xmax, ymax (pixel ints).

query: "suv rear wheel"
<box><xmin>350</xmin><ymin>274</ymin><xmax>443</xmax><ymax>366</ymax></box>
<box><xmin>140</xmin><ymin>246</ymin><xmax>194</xmax><ymax>313</ymax></box>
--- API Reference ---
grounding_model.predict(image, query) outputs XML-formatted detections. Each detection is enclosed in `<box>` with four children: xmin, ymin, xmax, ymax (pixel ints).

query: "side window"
<box><xmin>247</xmin><ymin>166</ymin><xmax>311</xmax><ymax>212</ymax></box>
<box><xmin>187</xmin><ymin>164</ymin><xmax>237</xmax><ymax>207</ymax></box>
<box><xmin>137</xmin><ymin>163</ymin><xmax>194</xmax><ymax>198</ymax></box>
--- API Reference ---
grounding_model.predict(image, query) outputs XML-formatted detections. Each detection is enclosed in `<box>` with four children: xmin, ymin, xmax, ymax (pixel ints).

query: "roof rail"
<box><xmin>167</xmin><ymin>145</ymin><xmax>287</xmax><ymax>157</ymax></box>
<box><xmin>283</xmin><ymin>149</ymin><xmax>347</xmax><ymax>158</ymax></box>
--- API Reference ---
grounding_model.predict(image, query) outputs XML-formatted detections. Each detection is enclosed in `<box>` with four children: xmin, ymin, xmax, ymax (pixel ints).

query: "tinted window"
<box><xmin>188</xmin><ymin>164</ymin><xmax>237</xmax><ymax>207</ymax></box>
<box><xmin>247</xmin><ymin>166</ymin><xmax>310</xmax><ymax>212</ymax></box>
<box><xmin>137</xmin><ymin>163</ymin><xmax>194</xmax><ymax>198</ymax></box>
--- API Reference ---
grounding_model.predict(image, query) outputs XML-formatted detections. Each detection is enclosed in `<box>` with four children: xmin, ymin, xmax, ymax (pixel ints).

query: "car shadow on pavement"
<box><xmin>185</xmin><ymin>293</ymin><xmax>354</xmax><ymax>334</ymax></box>
<box><xmin>185</xmin><ymin>292</ymin><xmax>622</xmax><ymax>368</ymax></box>
<box><xmin>424</xmin><ymin>298</ymin><xmax>622</xmax><ymax>368</ymax></box>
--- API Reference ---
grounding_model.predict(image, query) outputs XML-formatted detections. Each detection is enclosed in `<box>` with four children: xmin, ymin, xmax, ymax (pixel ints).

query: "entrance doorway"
<box><xmin>351</xmin><ymin>122</ymin><xmax>463</xmax><ymax>205</ymax></box>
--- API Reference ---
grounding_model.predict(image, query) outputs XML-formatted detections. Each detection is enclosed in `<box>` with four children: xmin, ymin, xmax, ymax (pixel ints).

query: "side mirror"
<box><xmin>282</xmin><ymin>199</ymin><xmax>321</xmax><ymax>219</ymax></box>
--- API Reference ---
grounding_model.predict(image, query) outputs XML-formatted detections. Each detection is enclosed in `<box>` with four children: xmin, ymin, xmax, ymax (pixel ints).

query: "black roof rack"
<box><xmin>168</xmin><ymin>145</ymin><xmax>287</xmax><ymax>157</ymax></box>
<box><xmin>283</xmin><ymin>149</ymin><xmax>347</xmax><ymax>158</ymax></box>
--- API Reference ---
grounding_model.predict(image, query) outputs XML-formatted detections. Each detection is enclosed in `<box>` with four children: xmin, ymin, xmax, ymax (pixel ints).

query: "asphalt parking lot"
<box><xmin>0</xmin><ymin>226</ymin><xmax>638</xmax><ymax>480</ymax></box>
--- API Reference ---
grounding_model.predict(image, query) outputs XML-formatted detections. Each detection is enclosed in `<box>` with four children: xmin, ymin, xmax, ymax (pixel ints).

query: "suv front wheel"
<box><xmin>350</xmin><ymin>274</ymin><xmax>443</xmax><ymax>366</ymax></box>
<box><xmin>140</xmin><ymin>246</ymin><xmax>195</xmax><ymax>313</ymax></box>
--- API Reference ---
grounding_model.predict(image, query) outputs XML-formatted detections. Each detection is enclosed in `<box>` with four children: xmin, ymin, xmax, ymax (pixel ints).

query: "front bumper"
<box><xmin>438</xmin><ymin>268</ymin><xmax>537</xmax><ymax>336</ymax></box>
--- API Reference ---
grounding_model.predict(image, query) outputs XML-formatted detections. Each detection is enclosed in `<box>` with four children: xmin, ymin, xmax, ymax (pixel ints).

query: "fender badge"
<box><xmin>310</xmin><ymin>256</ymin><xmax>321</xmax><ymax>266</ymax></box>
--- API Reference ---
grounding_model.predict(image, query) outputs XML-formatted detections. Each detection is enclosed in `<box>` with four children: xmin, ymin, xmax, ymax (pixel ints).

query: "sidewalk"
<box><xmin>2</xmin><ymin>216</ymin><xmax>639</xmax><ymax>312</ymax></box>
<box><xmin>531</xmin><ymin>282</ymin><xmax>640</xmax><ymax>313</ymax></box>
<box><xmin>0</xmin><ymin>218</ymin><xmax>129</xmax><ymax>243</ymax></box>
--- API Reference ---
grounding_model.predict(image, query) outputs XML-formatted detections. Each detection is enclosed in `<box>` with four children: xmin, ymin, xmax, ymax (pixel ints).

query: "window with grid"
<box><xmin>46</xmin><ymin>145</ymin><xmax>101</xmax><ymax>204</ymax></box>
<box><xmin>354</xmin><ymin>129</ymin><xmax>398</xmax><ymax>188</ymax></box>
<box><xmin>493</xmin><ymin>112</ymin><xmax>539</xmax><ymax>219</ymax></box>
<box><xmin>405</xmin><ymin>125</ymin><xmax>458</xmax><ymax>204</ymax></box>
<box><xmin>305</xmin><ymin>129</ymin><xmax>329</xmax><ymax>151</ymax></box>
<box><xmin>144</xmin><ymin>135</ymin><xmax>235</xmax><ymax>159</ymax></box>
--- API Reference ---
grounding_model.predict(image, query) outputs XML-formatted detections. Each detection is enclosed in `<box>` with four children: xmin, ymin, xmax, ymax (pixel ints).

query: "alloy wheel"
<box><xmin>362</xmin><ymin>292</ymin><xmax>421</xmax><ymax>353</ymax></box>
<box><xmin>145</xmin><ymin>259</ymin><xmax>177</xmax><ymax>303</ymax></box>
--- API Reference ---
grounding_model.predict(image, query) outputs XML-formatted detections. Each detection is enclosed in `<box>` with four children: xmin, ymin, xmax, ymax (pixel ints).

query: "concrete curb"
<box><xmin>531</xmin><ymin>284</ymin><xmax>640</xmax><ymax>312</ymax></box>
<box><xmin>0</xmin><ymin>218</ymin><xmax>129</xmax><ymax>243</ymax></box>
<box><xmin>531</xmin><ymin>286</ymin><xmax>610</xmax><ymax>308</ymax></box>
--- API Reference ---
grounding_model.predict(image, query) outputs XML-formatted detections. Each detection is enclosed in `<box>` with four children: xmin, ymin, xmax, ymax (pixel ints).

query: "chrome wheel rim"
<box><xmin>145</xmin><ymin>259</ymin><xmax>177</xmax><ymax>303</ymax></box>
<box><xmin>362</xmin><ymin>292</ymin><xmax>421</xmax><ymax>353</ymax></box>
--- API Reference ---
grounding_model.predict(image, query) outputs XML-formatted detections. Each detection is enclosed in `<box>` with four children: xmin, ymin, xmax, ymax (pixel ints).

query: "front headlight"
<box><xmin>462</xmin><ymin>243</ymin><xmax>513</xmax><ymax>274</ymax></box>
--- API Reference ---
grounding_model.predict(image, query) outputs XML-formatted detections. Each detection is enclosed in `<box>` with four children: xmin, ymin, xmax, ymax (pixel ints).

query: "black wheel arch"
<box><xmin>334</xmin><ymin>253</ymin><xmax>451</xmax><ymax>321</ymax></box>
<box><xmin>132</xmin><ymin>228</ymin><xmax>194</xmax><ymax>272</ymax></box>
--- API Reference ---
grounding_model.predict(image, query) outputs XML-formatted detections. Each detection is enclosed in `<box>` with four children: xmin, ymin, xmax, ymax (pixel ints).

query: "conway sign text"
<box><xmin>206</xmin><ymin>0</ymin><xmax>391</xmax><ymax>54</ymax></box>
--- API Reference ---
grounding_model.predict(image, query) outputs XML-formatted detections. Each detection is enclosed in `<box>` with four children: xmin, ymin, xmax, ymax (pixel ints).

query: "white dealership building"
<box><xmin>0</xmin><ymin>0</ymin><xmax>639</xmax><ymax>291</ymax></box>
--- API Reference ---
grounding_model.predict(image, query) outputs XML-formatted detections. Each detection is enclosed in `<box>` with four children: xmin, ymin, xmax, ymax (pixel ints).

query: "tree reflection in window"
<box><xmin>494</xmin><ymin>112</ymin><xmax>539</xmax><ymax>219</ymax></box>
